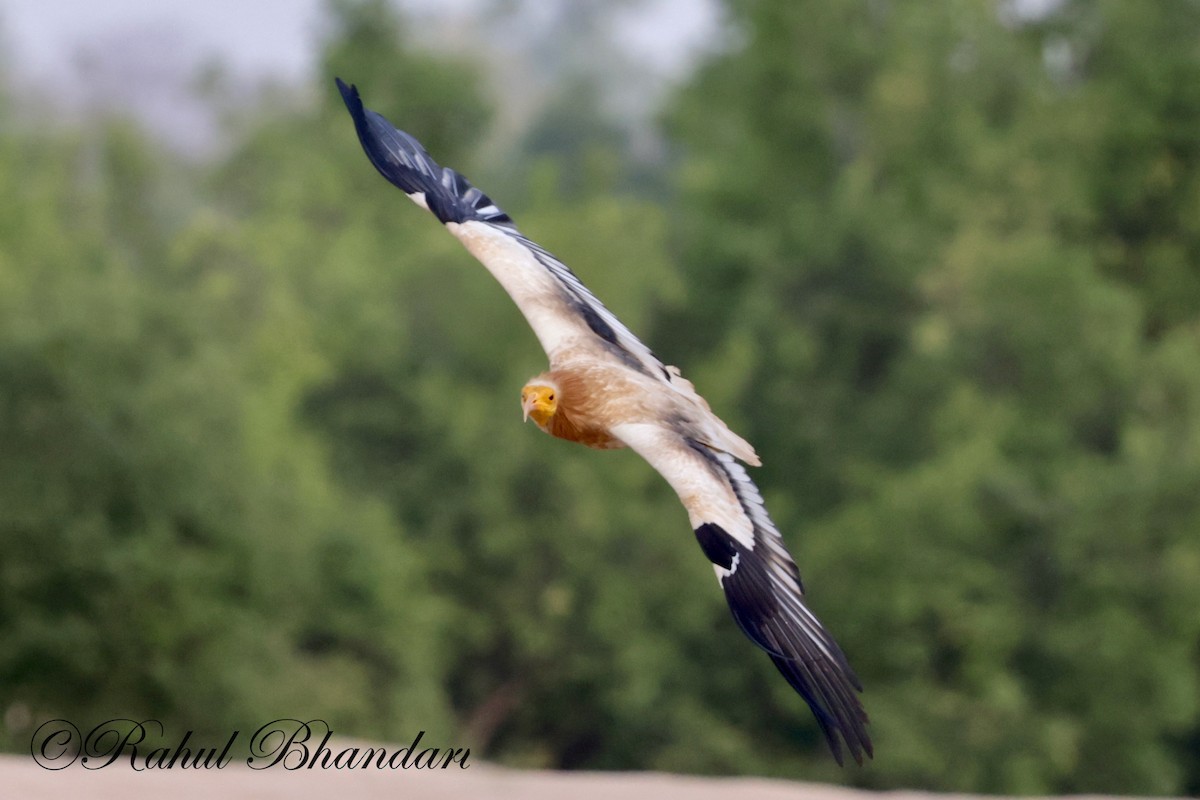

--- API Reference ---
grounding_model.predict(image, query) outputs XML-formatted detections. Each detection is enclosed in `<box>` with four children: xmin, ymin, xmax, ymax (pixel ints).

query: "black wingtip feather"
<box><xmin>334</xmin><ymin>77</ymin><xmax>512</xmax><ymax>227</ymax></box>
<box><xmin>694</xmin><ymin>521</ymin><xmax>873</xmax><ymax>766</ymax></box>
<box><xmin>770</xmin><ymin>652</ymin><xmax>873</xmax><ymax>766</ymax></box>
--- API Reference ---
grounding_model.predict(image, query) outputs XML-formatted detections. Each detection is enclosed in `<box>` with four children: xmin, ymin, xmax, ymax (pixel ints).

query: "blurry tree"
<box><xmin>667</xmin><ymin>0</ymin><xmax>1200</xmax><ymax>793</ymax></box>
<box><xmin>1047</xmin><ymin>0</ymin><xmax>1200</xmax><ymax>336</ymax></box>
<box><xmin>0</xmin><ymin>62</ymin><xmax>449</xmax><ymax>755</ymax></box>
<box><xmin>3</xmin><ymin>0</ymin><xmax>1199</xmax><ymax>794</ymax></box>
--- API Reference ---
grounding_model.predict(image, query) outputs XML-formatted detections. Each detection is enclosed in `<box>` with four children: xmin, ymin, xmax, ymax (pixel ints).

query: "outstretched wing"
<box><xmin>611</xmin><ymin>422</ymin><xmax>873</xmax><ymax>766</ymax></box>
<box><xmin>336</xmin><ymin>78</ymin><xmax>672</xmax><ymax>382</ymax></box>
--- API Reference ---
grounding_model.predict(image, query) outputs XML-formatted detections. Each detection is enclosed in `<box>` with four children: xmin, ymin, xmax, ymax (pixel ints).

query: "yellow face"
<box><xmin>521</xmin><ymin>384</ymin><xmax>558</xmax><ymax>427</ymax></box>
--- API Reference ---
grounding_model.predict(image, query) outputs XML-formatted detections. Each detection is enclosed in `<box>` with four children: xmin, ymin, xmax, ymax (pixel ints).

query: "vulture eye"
<box><xmin>548</xmin><ymin>393</ymin><xmax>555</xmax><ymax>401</ymax></box>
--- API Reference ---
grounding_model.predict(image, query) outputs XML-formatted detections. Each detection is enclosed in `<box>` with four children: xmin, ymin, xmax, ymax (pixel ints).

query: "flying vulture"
<box><xmin>336</xmin><ymin>78</ymin><xmax>872</xmax><ymax>765</ymax></box>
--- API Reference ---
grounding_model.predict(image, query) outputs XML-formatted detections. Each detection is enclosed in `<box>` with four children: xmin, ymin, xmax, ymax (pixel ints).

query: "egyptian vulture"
<box><xmin>336</xmin><ymin>78</ymin><xmax>872</xmax><ymax>766</ymax></box>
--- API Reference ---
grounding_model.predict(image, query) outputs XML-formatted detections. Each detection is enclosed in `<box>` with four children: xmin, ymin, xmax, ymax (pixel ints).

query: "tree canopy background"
<box><xmin>1</xmin><ymin>0</ymin><xmax>1197</xmax><ymax>794</ymax></box>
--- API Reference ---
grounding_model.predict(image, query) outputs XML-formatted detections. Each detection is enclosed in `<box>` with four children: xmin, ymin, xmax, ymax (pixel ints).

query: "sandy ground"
<box><xmin>3</xmin><ymin>751</ymin><xmax>1183</xmax><ymax>800</ymax></box>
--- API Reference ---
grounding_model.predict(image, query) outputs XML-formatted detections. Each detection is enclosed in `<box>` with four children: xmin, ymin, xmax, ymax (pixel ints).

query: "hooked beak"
<box><xmin>522</xmin><ymin>393</ymin><xmax>536</xmax><ymax>422</ymax></box>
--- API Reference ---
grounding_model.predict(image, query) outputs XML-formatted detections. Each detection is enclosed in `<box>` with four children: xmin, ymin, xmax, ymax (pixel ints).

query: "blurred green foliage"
<box><xmin>1</xmin><ymin>0</ymin><xmax>1198</xmax><ymax>795</ymax></box>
